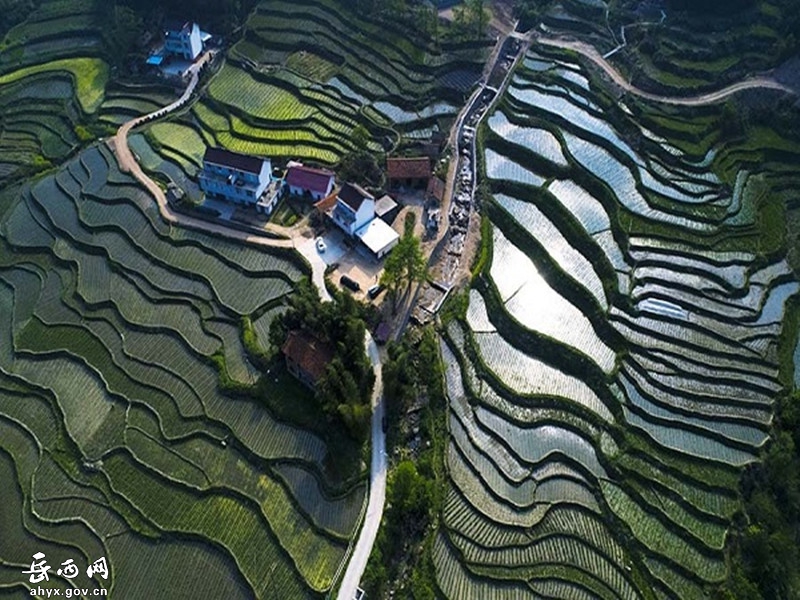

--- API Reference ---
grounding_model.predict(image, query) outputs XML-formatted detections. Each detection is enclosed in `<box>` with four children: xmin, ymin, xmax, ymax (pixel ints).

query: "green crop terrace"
<box><xmin>0</xmin><ymin>0</ymin><xmax>112</xmax><ymax>187</ymax></box>
<box><xmin>531</xmin><ymin>0</ymin><xmax>799</xmax><ymax>95</ymax></box>
<box><xmin>182</xmin><ymin>0</ymin><xmax>489</xmax><ymax>167</ymax></box>
<box><xmin>0</xmin><ymin>144</ymin><xmax>368</xmax><ymax>597</ymax></box>
<box><xmin>430</xmin><ymin>45</ymin><xmax>800</xmax><ymax>599</ymax></box>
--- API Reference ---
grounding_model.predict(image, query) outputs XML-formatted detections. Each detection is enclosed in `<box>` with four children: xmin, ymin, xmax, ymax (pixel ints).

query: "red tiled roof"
<box><xmin>314</xmin><ymin>190</ymin><xmax>338</xmax><ymax>212</ymax></box>
<box><xmin>281</xmin><ymin>330</ymin><xmax>334</xmax><ymax>383</ymax></box>
<box><xmin>387</xmin><ymin>157</ymin><xmax>431</xmax><ymax>180</ymax></box>
<box><xmin>285</xmin><ymin>165</ymin><xmax>335</xmax><ymax>195</ymax></box>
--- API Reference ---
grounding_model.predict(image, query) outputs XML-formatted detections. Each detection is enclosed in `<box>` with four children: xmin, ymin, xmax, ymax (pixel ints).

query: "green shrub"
<box><xmin>240</xmin><ymin>315</ymin><xmax>273</xmax><ymax>371</ymax></box>
<box><xmin>470</xmin><ymin>214</ymin><xmax>492</xmax><ymax>281</ymax></box>
<box><xmin>74</xmin><ymin>125</ymin><xmax>93</xmax><ymax>142</ymax></box>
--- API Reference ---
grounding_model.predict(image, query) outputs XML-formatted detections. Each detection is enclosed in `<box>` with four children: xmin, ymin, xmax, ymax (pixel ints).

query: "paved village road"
<box><xmin>110</xmin><ymin>55</ymin><xmax>394</xmax><ymax>600</ymax></box>
<box><xmin>534</xmin><ymin>35</ymin><xmax>794</xmax><ymax>105</ymax></box>
<box><xmin>337</xmin><ymin>337</ymin><xmax>385</xmax><ymax>600</ymax></box>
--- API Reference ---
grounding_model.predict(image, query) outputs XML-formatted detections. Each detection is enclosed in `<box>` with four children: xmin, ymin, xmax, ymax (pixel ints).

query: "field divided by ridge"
<box><xmin>533</xmin><ymin>0</ymin><xmax>796</xmax><ymax>95</ymax></box>
<box><xmin>162</xmin><ymin>0</ymin><xmax>490</xmax><ymax>168</ymax></box>
<box><xmin>0</xmin><ymin>143</ymin><xmax>366</xmax><ymax>597</ymax></box>
<box><xmin>434</xmin><ymin>47</ymin><xmax>799</xmax><ymax>599</ymax></box>
<box><xmin>0</xmin><ymin>0</ymin><xmax>116</xmax><ymax>187</ymax></box>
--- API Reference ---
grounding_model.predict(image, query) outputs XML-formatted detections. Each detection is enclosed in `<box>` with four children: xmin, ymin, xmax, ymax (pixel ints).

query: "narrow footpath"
<box><xmin>534</xmin><ymin>35</ymin><xmax>794</xmax><ymax>105</ymax></box>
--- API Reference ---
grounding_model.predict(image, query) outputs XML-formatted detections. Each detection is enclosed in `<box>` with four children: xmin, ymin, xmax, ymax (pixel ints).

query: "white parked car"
<box><xmin>315</xmin><ymin>237</ymin><xmax>326</xmax><ymax>253</ymax></box>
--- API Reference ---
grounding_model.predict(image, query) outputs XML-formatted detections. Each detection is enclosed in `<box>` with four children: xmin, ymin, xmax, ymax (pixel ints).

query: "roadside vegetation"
<box><xmin>363</xmin><ymin>326</ymin><xmax>447</xmax><ymax>599</ymax></box>
<box><xmin>719</xmin><ymin>300</ymin><xmax>800</xmax><ymax>600</ymax></box>
<box><xmin>723</xmin><ymin>389</ymin><xmax>800</xmax><ymax>599</ymax></box>
<box><xmin>381</xmin><ymin>214</ymin><xmax>428</xmax><ymax>313</ymax></box>
<box><xmin>267</xmin><ymin>280</ymin><xmax>376</xmax><ymax>442</ymax></box>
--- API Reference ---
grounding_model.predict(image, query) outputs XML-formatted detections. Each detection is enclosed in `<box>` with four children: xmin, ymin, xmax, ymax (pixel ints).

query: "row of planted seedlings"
<box><xmin>432</xmin><ymin>48</ymin><xmax>798</xmax><ymax>599</ymax></box>
<box><xmin>0</xmin><ymin>145</ymin><xmax>367</xmax><ymax>597</ymax></box>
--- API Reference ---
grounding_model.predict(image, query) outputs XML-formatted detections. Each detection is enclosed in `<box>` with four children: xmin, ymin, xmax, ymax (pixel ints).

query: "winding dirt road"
<box><xmin>535</xmin><ymin>35</ymin><xmax>794</xmax><ymax>105</ymax></box>
<box><xmin>109</xmin><ymin>54</ymin><xmax>331</xmax><ymax>302</ymax></box>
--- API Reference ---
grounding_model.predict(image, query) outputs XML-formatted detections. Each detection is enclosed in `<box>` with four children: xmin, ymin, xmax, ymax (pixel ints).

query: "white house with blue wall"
<box><xmin>199</xmin><ymin>148</ymin><xmax>276</xmax><ymax>212</ymax></box>
<box><xmin>164</xmin><ymin>20</ymin><xmax>203</xmax><ymax>61</ymax></box>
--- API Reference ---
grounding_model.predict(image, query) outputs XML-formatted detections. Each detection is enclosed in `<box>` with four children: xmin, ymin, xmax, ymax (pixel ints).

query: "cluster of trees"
<box><xmin>351</xmin><ymin>0</ymin><xmax>489</xmax><ymax>41</ymax></box>
<box><xmin>102</xmin><ymin>0</ymin><xmax>256</xmax><ymax>68</ymax></box>
<box><xmin>514</xmin><ymin>0</ymin><xmax>556</xmax><ymax>31</ymax></box>
<box><xmin>382</xmin><ymin>326</ymin><xmax>442</xmax><ymax>411</ymax></box>
<box><xmin>666</xmin><ymin>0</ymin><xmax>754</xmax><ymax>13</ymax></box>
<box><xmin>118</xmin><ymin>0</ymin><xmax>256</xmax><ymax>34</ymax></box>
<box><xmin>268</xmin><ymin>280</ymin><xmax>375</xmax><ymax>441</ymax></box>
<box><xmin>0</xmin><ymin>0</ymin><xmax>258</xmax><ymax>68</ymax></box>
<box><xmin>0</xmin><ymin>0</ymin><xmax>37</xmax><ymax>37</ymax></box>
<box><xmin>99</xmin><ymin>4</ymin><xmax>143</xmax><ymax>67</ymax></box>
<box><xmin>717</xmin><ymin>389</ymin><xmax>800</xmax><ymax>599</ymax></box>
<box><xmin>451</xmin><ymin>0</ymin><xmax>490</xmax><ymax>39</ymax></box>
<box><xmin>380</xmin><ymin>213</ymin><xmax>427</xmax><ymax>312</ymax></box>
<box><xmin>352</xmin><ymin>0</ymin><xmax>441</xmax><ymax>40</ymax></box>
<box><xmin>337</xmin><ymin>125</ymin><xmax>385</xmax><ymax>188</ymax></box>
<box><xmin>632</xmin><ymin>0</ymin><xmax>799</xmax><ymax>61</ymax></box>
<box><xmin>364</xmin><ymin>460</ymin><xmax>436</xmax><ymax>598</ymax></box>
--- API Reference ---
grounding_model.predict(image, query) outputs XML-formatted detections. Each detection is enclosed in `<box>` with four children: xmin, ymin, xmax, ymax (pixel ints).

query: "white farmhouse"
<box><xmin>199</xmin><ymin>148</ymin><xmax>278</xmax><ymax>213</ymax></box>
<box><xmin>329</xmin><ymin>182</ymin><xmax>399</xmax><ymax>258</ymax></box>
<box><xmin>164</xmin><ymin>20</ymin><xmax>203</xmax><ymax>61</ymax></box>
<box><xmin>332</xmin><ymin>183</ymin><xmax>376</xmax><ymax>236</ymax></box>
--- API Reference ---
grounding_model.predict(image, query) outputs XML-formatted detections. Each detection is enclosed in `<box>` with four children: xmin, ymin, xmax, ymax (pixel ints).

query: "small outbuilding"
<box><xmin>387</xmin><ymin>156</ymin><xmax>431</xmax><ymax>189</ymax></box>
<box><xmin>356</xmin><ymin>218</ymin><xmax>400</xmax><ymax>259</ymax></box>
<box><xmin>427</xmin><ymin>176</ymin><xmax>445</xmax><ymax>203</ymax></box>
<box><xmin>374</xmin><ymin>194</ymin><xmax>400</xmax><ymax>225</ymax></box>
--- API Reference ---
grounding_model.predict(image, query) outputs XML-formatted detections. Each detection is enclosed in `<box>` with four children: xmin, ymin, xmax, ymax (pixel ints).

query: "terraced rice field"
<box><xmin>0</xmin><ymin>0</ymin><xmax>113</xmax><ymax>187</ymax></box>
<box><xmin>190</xmin><ymin>0</ymin><xmax>487</xmax><ymax>164</ymax></box>
<box><xmin>536</xmin><ymin>0</ymin><xmax>791</xmax><ymax>94</ymax></box>
<box><xmin>0</xmin><ymin>0</ymin><xmax>107</xmax><ymax>75</ymax></box>
<box><xmin>98</xmin><ymin>83</ymin><xmax>178</xmax><ymax>128</ymax></box>
<box><xmin>0</xmin><ymin>74</ymin><xmax>81</xmax><ymax>186</ymax></box>
<box><xmin>436</xmin><ymin>50</ymin><xmax>799</xmax><ymax>598</ymax></box>
<box><xmin>0</xmin><ymin>144</ymin><xmax>366</xmax><ymax>597</ymax></box>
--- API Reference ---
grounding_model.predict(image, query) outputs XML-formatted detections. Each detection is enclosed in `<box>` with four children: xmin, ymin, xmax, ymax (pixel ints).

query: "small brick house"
<box><xmin>386</xmin><ymin>156</ymin><xmax>431</xmax><ymax>189</ymax></box>
<box><xmin>281</xmin><ymin>330</ymin><xmax>335</xmax><ymax>390</ymax></box>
